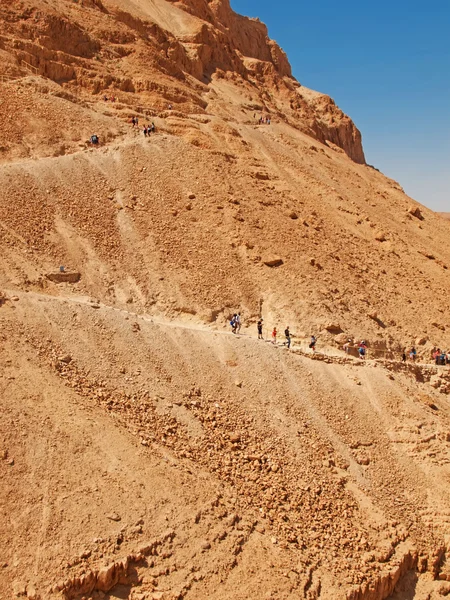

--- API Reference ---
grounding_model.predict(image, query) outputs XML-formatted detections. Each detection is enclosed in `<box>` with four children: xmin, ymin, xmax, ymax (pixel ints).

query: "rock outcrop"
<box><xmin>46</xmin><ymin>272</ymin><xmax>81</xmax><ymax>284</ymax></box>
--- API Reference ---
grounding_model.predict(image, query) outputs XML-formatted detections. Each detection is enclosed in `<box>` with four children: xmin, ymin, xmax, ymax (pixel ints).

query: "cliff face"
<box><xmin>0</xmin><ymin>0</ymin><xmax>365</xmax><ymax>163</ymax></box>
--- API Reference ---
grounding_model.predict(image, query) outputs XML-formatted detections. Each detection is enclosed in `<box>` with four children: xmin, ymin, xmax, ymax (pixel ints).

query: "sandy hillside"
<box><xmin>1</xmin><ymin>1</ymin><xmax>450</xmax><ymax>599</ymax></box>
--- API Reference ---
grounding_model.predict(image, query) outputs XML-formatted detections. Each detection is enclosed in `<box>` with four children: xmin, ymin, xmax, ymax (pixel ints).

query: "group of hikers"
<box><xmin>235</xmin><ymin>317</ymin><xmax>312</xmax><ymax>352</ymax></box>
<box><xmin>143</xmin><ymin>123</ymin><xmax>156</xmax><ymax>136</ymax></box>
<box><xmin>255</xmin><ymin>115</ymin><xmax>271</xmax><ymax>125</ymax></box>
<box><xmin>431</xmin><ymin>348</ymin><xmax>450</xmax><ymax>365</ymax></box>
<box><xmin>229</xmin><ymin>315</ymin><xmax>450</xmax><ymax>366</ymax></box>
<box><xmin>400</xmin><ymin>347</ymin><xmax>449</xmax><ymax>365</ymax></box>
<box><xmin>130</xmin><ymin>116</ymin><xmax>156</xmax><ymax>136</ymax></box>
<box><xmin>229</xmin><ymin>313</ymin><xmax>242</xmax><ymax>334</ymax></box>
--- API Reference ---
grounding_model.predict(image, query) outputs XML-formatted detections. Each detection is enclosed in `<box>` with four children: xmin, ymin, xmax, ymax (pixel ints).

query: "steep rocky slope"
<box><xmin>1</xmin><ymin>1</ymin><xmax>450</xmax><ymax>600</ymax></box>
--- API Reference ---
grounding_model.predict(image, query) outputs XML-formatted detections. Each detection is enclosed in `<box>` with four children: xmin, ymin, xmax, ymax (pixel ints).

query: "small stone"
<box><xmin>13</xmin><ymin>581</ymin><xmax>27</xmax><ymax>596</ymax></box>
<box><xmin>188</xmin><ymin>193</ymin><xmax>196</xmax><ymax>199</ymax></box>
<box><xmin>408</xmin><ymin>205</ymin><xmax>423</xmax><ymax>220</ymax></box>
<box><xmin>263</xmin><ymin>256</ymin><xmax>283</xmax><ymax>267</ymax></box>
<box><xmin>235</xmin><ymin>381</ymin><xmax>242</xmax><ymax>388</ymax></box>
<box><xmin>200</xmin><ymin>541</ymin><xmax>211</xmax><ymax>551</ymax></box>
<box><xmin>106</xmin><ymin>512</ymin><xmax>121</xmax><ymax>522</ymax></box>
<box><xmin>130</xmin><ymin>524</ymin><xmax>143</xmax><ymax>534</ymax></box>
<box><xmin>58</xmin><ymin>355</ymin><xmax>72</xmax><ymax>364</ymax></box>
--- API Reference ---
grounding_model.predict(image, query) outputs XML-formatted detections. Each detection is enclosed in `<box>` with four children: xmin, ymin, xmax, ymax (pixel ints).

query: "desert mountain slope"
<box><xmin>1</xmin><ymin>1</ymin><xmax>450</xmax><ymax>600</ymax></box>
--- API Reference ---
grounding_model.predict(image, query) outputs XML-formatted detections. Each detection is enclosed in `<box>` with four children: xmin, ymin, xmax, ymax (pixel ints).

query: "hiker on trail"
<box><xmin>358</xmin><ymin>340</ymin><xmax>367</xmax><ymax>360</ymax></box>
<box><xmin>235</xmin><ymin>313</ymin><xmax>242</xmax><ymax>333</ymax></box>
<box><xmin>284</xmin><ymin>326</ymin><xmax>291</xmax><ymax>349</ymax></box>
<box><xmin>343</xmin><ymin>339</ymin><xmax>352</xmax><ymax>354</ymax></box>
<box><xmin>151</xmin><ymin>122</ymin><xmax>156</xmax><ymax>133</ymax></box>
<box><xmin>272</xmin><ymin>327</ymin><xmax>277</xmax><ymax>344</ymax></box>
<box><xmin>143</xmin><ymin>126</ymin><xmax>148</xmax><ymax>137</ymax></box>
<box><xmin>90</xmin><ymin>134</ymin><xmax>99</xmax><ymax>145</ymax></box>
<box><xmin>103</xmin><ymin>95</ymin><xmax>108</xmax><ymax>101</ymax></box>
<box><xmin>309</xmin><ymin>335</ymin><xmax>317</xmax><ymax>352</ymax></box>
<box><xmin>230</xmin><ymin>314</ymin><xmax>238</xmax><ymax>334</ymax></box>
<box><xmin>257</xmin><ymin>319</ymin><xmax>263</xmax><ymax>340</ymax></box>
<box><xmin>409</xmin><ymin>347</ymin><xmax>417</xmax><ymax>362</ymax></box>
<box><xmin>402</xmin><ymin>349</ymin><xmax>407</xmax><ymax>362</ymax></box>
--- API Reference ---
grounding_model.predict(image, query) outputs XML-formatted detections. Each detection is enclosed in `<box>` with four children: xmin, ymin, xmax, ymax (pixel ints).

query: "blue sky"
<box><xmin>231</xmin><ymin>0</ymin><xmax>450</xmax><ymax>212</ymax></box>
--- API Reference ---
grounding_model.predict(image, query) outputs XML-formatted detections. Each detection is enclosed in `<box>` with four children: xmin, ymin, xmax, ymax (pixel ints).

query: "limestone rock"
<box><xmin>262</xmin><ymin>256</ymin><xmax>283</xmax><ymax>267</ymax></box>
<box><xmin>46</xmin><ymin>272</ymin><xmax>81</xmax><ymax>284</ymax></box>
<box><xmin>408</xmin><ymin>205</ymin><xmax>424</xmax><ymax>220</ymax></box>
<box><xmin>106</xmin><ymin>512</ymin><xmax>121</xmax><ymax>522</ymax></box>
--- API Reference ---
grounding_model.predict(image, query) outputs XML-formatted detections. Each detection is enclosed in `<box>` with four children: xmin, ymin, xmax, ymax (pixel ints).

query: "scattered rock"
<box><xmin>324</xmin><ymin>323</ymin><xmax>341</xmax><ymax>332</ymax></box>
<box><xmin>58</xmin><ymin>354</ymin><xmax>72</xmax><ymax>364</ymax></box>
<box><xmin>106</xmin><ymin>513</ymin><xmax>121</xmax><ymax>522</ymax></box>
<box><xmin>262</xmin><ymin>256</ymin><xmax>283</xmax><ymax>267</ymax></box>
<box><xmin>46</xmin><ymin>272</ymin><xmax>81</xmax><ymax>284</ymax></box>
<box><xmin>408</xmin><ymin>205</ymin><xmax>424</xmax><ymax>220</ymax></box>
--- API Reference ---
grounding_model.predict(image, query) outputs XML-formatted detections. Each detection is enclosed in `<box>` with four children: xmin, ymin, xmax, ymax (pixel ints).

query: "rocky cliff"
<box><xmin>0</xmin><ymin>0</ymin><xmax>365</xmax><ymax>163</ymax></box>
